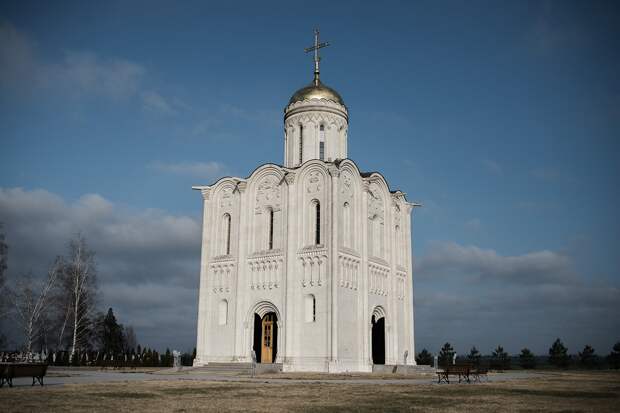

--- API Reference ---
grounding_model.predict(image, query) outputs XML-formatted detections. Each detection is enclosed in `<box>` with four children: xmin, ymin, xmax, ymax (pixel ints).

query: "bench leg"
<box><xmin>32</xmin><ymin>376</ymin><xmax>35</xmax><ymax>386</ymax></box>
<box><xmin>8</xmin><ymin>377</ymin><xmax>13</xmax><ymax>388</ymax></box>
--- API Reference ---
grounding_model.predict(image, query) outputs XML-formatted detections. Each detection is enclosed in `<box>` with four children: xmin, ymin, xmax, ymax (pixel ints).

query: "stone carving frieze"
<box><xmin>255</xmin><ymin>175</ymin><xmax>281</xmax><ymax>213</ymax></box>
<box><xmin>394</xmin><ymin>205</ymin><xmax>401</xmax><ymax>227</ymax></box>
<box><xmin>219</xmin><ymin>187</ymin><xmax>234</xmax><ymax>211</ymax></box>
<box><xmin>285</xmin><ymin>112</ymin><xmax>347</xmax><ymax>131</ymax></box>
<box><xmin>340</xmin><ymin>172</ymin><xmax>354</xmax><ymax>202</ymax></box>
<box><xmin>306</xmin><ymin>171</ymin><xmax>322</xmax><ymax>194</ymax></box>
<box><xmin>367</xmin><ymin>190</ymin><xmax>384</xmax><ymax>223</ymax></box>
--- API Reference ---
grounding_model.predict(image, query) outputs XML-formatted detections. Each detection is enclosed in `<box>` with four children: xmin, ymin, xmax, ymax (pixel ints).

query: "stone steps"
<box><xmin>192</xmin><ymin>362</ymin><xmax>254</xmax><ymax>375</ymax></box>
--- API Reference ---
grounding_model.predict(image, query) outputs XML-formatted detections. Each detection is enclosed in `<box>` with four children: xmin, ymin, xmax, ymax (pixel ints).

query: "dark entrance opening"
<box><xmin>252</xmin><ymin>312</ymin><xmax>278</xmax><ymax>363</ymax></box>
<box><xmin>371</xmin><ymin>315</ymin><xmax>385</xmax><ymax>365</ymax></box>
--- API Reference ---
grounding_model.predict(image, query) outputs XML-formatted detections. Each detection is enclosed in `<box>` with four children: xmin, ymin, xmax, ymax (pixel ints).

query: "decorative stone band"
<box><xmin>284</xmin><ymin>111</ymin><xmax>348</xmax><ymax>131</ymax></box>
<box><xmin>209</xmin><ymin>261</ymin><xmax>235</xmax><ymax>293</ymax></box>
<box><xmin>368</xmin><ymin>261</ymin><xmax>390</xmax><ymax>296</ymax></box>
<box><xmin>338</xmin><ymin>252</ymin><xmax>360</xmax><ymax>290</ymax></box>
<box><xmin>298</xmin><ymin>247</ymin><xmax>328</xmax><ymax>287</ymax></box>
<box><xmin>284</xmin><ymin>99</ymin><xmax>348</xmax><ymax>122</ymax></box>
<box><xmin>247</xmin><ymin>254</ymin><xmax>283</xmax><ymax>290</ymax></box>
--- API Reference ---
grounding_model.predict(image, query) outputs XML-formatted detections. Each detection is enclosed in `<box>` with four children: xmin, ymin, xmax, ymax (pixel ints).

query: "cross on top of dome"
<box><xmin>304</xmin><ymin>29</ymin><xmax>330</xmax><ymax>86</ymax></box>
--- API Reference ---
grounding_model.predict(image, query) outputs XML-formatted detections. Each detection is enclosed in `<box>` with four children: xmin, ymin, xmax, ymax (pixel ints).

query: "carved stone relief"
<box><xmin>367</xmin><ymin>189</ymin><xmax>384</xmax><ymax>223</ymax></box>
<box><xmin>340</xmin><ymin>172</ymin><xmax>353</xmax><ymax>203</ymax></box>
<box><xmin>219</xmin><ymin>187</ymin><xmax>234</xmax><ymax>211</ymax></box>
<box><xmin>255</xmin><ymin>175</ymin><xmax>281</xmax><ymax>213</ymax></box>
<box><xmin>306</xmin><ymin>171</ymin><xmax>322</xmax><ymax>194</ymax></box>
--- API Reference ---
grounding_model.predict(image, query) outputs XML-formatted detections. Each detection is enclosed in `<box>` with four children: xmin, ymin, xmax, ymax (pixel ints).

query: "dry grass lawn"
<box><xmin>2</xmin><ymin>370</ymin><xmax>619</xmax><ymax>412</ymax></box>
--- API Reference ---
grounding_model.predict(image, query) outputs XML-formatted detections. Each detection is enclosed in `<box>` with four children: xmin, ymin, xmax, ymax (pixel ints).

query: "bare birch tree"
<box><xmin>8</xmin><ymin>259</ymin><xmax>62</xmax><ymax>353</ymax></box>
<box><xmin>59</xmin><ymin>235</ymin><xmax>98</xmax><ymax>359</ymax></box>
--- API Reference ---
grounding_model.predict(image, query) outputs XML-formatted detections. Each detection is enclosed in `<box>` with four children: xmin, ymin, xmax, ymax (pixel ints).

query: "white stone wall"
<box><xmin>284</xmin><ymin>100</ymin><xmax>349</xmax><ymax>167</ymax></box>
<box><xmin>194</xmin><ymin>97</ymin><xmax>416</xmax><ymax>372</ymax></box>
<box><xmin>193</xmin><ymin>158</ymin><xmax>416</xmax><ymax>372</ymax></box>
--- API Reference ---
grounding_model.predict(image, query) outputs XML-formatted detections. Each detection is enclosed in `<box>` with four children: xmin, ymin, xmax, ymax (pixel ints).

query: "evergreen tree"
<box><xmin>165</xmin><ymin>348</ymin><xmax>172</xmax><ymax>367</ymax></box>
<box><xmin>548</xmin><ymin>338</ymin><xmax>570</xmax><ymax>367</ymax></box>
<box><xmin>578</xmin><ymin>345</ymin><xmax>597</xmax><ymax>368</ymax></box>
<box><xmin>608</xmin><ymin>342</ymin><xmax>620</xmax><ymax>370</ymax></box>
<box><xmin>492</xmin><ymin>345</ymin><xmax>510</xmax><ymax>370</ymax></box>
<box><xmin>98</xmin><ymin>308</ymin><xmax>125</xmax><ymax>355</ymax></box>
<box><xmin>519</xmin><ymin>348</ymin><xmax>536</xmax><ymax>369</ymax></box>
<box><xmin>415</xmin><ymin>348</ymin><xmax>433</xmax><ymax>366</ymax></box>
<box><xmin>467</xmin><ymin>346</ymin><xmax>481</xmax><ymax>367</ymax></box>
<box><xmin>438</xmin><ymin>342</ymin><xmax>455</xmax><ymax>366</ymax></box>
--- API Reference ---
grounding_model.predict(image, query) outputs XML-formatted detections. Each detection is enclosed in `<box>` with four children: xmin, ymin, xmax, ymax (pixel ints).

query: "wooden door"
<box><xmin>261</xmin><ymin>314</ymin><xmax>274</xmax><ymax>363</ymax></box>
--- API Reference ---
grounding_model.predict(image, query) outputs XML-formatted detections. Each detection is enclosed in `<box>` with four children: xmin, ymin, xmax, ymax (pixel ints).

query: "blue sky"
<box><xmin>1</xmin><ymin>0</ymin><xmax>619</xmax><ymax>355</ymax></box>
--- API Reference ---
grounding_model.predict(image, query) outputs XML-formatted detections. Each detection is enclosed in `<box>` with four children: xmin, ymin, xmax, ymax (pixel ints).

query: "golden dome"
<box><xmin>288</xmin><ymin>79</ymin><xmax>345</xmax><ymax>106</ymax></box>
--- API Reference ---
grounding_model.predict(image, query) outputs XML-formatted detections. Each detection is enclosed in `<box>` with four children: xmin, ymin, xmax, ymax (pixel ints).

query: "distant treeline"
<box><xmin>416</xmin><ymin>339</ymin><xmax>620</xmax><ymax>370</ymax></box>
<box><xmin>1</xmin><ymin>346</ymin><xmax>196</xmax><ymax>368</ymax></box>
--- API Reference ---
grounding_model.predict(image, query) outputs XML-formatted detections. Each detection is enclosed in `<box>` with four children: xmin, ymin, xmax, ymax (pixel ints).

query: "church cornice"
<box><xmin>193</xmin><ymin>159</ymin><xmax>416</xmax><ymax>207</ymax></box>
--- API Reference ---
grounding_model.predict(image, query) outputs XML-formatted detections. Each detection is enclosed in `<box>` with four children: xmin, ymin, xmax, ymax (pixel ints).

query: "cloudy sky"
<box><xmin>1</xmin><ymin>1</ymin><xmax>619</xmax><ymax>355</ymax></box>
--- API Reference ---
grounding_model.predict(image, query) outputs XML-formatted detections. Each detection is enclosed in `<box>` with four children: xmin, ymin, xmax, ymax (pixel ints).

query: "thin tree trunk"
<box><xmin>57</xmin><ymin>302</ymin><xmax>70</xmax><ymax>349</ymax></box>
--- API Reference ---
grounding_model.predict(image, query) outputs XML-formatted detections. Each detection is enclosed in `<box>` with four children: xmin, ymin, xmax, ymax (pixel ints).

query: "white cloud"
<box><xmin>414</xmin><ymin>240</ymin><xmax>619</xmax><ymax>354</ymax></box>
<box><xmin>46</xmin><ymin>51</ymin><xmax>145</xmax><ymax>99</ymax></box>
<box><xmin>149</xmin><ymin>160</ymin><xmax>226</xmax><ymax>181</ymax></box>
<box><xmin>0</xmin><ymin>21</ymin><xmax>180</xmax><ymax>109</ymax></box>
<box><xmin>0</xmin><ymin>187</ymin><xmax>201</xmax><ymax>350</ymax></box>
<box><xmin>141</xmin><ymin>90</ymin><xmax>176</xmax><ymax>115</ymax></box>
<box><xmin>416</xmin><ymin>241</ymin><xmax>576</xmax><ymax>285</ymax></box>
<box><xmin>0</xmin><ymin>21</ymin><xmax>38</xmax><ymax>93</ymax></box>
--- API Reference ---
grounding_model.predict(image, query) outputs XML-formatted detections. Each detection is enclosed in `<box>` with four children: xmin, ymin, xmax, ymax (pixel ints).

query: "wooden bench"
<box><xmin>437</xmin><ymin>363</ymin><xmax>471</xmax><ymax>384</ymax></box>
<box><xmin>0</xmin><ymin>363</ymin><xmax>48</xmax><ymax>387</ymax></box>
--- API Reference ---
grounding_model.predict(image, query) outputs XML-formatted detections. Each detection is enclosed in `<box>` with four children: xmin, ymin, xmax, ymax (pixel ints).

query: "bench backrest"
<box><xmin>446</xmin><ymin>364</ymin><xmax>471</xmax><ymax>373</ymax></box>
<box><xmin>7</xmin><ymin>363</ymin><xmax>48</xmax><ymax>378</ymax></box>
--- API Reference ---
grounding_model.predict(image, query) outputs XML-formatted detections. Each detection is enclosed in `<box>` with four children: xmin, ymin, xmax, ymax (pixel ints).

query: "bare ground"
<box><xmin>2</xmin><ymin>370</ymin><xmax>619</xmax><ymax>412</ymax></box>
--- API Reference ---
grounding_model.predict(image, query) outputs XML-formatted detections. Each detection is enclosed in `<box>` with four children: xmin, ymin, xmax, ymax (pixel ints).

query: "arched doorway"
<box><xmin>253</xmin><ymin>312</ymin><xmax>278</xmax><ymax>363</ymax></box>
<box><xmin>371</xmin><ymin>315</ymin><xmax>385</xmax><ymax>365</ymax></box>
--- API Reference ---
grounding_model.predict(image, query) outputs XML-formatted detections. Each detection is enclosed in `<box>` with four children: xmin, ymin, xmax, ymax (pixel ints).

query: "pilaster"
<box><xmin>195</xmin><ymin>187</ymin><xmax>212</xmax><ymax>365</ymax></box>
<box><xmin>233</xmin><ymin>181</ymin><xmax>247</xmax><ymax>360</ymax></box>
<box><xmin>327</xmin><ymin>165</ymin><xmax>340</xmax><ymax>370</ymax></box>
<box><xmin>361</xmin><ymin>182</ymin><xmax>370</xmax><ymax>368</ymax></box>
<box><xmin>284</xmin><ymin>171</ymin><xmax>297</xmax><ymax>365</ymax></box>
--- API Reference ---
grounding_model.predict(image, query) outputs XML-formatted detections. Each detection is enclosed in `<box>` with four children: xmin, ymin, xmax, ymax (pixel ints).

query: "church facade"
<box><xmin>193</xmin><ymin>32</ymin><xmax>417</xmax><ymax>372</ymax></box>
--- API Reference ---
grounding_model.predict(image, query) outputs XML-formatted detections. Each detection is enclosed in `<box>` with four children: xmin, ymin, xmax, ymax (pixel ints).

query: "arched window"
<box><xmin>223</xmin><ymin>213</ymin><xmax>232</xmax><ymax>255</ymax></box>
<box><xmin>305</xmin><ymin>294</ymin><xmax>316</xmax><ymax>322</ymax></box>
<box><xmin>315</xmin><ymin>201</ymin><xmax>321</xmax><ymax>245</ymax></box>
<box><xmin>343</xmin><ymin>202</ymin><xmax>351</xmax><ymax>248</ymax></box>
<box><xmin>268</xmin><ymin>209</ymin><xmax>274</xmax><ymax>250</ymax></box>
<box><xmin>299</xmin><ymin>124</ymin><xmax>304</xmax><ymax>165</ymax></box>
<box><xmin>218</xmin><ymin>299</ymin><xmax>228</xmax><ymax>325</ymax></box>
<box><xmin>319</xmin><ymin>125</ymin><xmax>325</xmax><ymax>161</ymax></box>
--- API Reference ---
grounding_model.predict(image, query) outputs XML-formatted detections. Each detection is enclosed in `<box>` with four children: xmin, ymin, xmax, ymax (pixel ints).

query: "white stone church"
<box><xmin>193</xmin><ymin>31</ymin><xmax>417</xmax><ymax>372</ymax></box>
